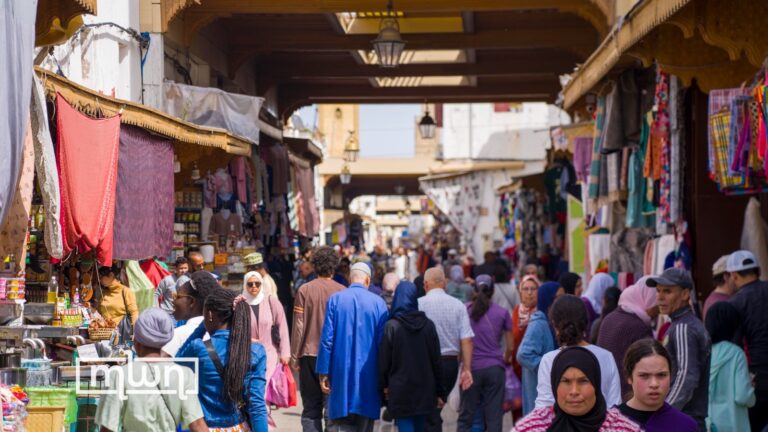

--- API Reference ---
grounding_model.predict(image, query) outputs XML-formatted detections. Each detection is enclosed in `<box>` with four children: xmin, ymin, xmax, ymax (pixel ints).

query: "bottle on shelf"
<box><xmin>47</xmin><ymin>276</ymin><xmax>58</xmax><ymax>303</ymax></box>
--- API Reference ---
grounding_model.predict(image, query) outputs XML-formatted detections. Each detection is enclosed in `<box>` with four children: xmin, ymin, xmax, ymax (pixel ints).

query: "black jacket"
<box><xmin>730</xmin><ymin>280</ymin><xmax>768</xmax><ymax>389</ymax></box>
<box><xmin>379</xmin><ymin>311</ymin><xmax>444</xmax><ymax>418</ymax></box>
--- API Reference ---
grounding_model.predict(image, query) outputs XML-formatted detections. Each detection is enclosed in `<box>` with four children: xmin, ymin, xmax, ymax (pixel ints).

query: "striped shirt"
<box><xmin>512</xmin><ymin>407</ymin><xmax>640</xmax><ymax>432</ymax></box>
<box><xmin>418</xmin><ymin>288</ymin><xmax>474</xmax><ymax>356</ymax></box>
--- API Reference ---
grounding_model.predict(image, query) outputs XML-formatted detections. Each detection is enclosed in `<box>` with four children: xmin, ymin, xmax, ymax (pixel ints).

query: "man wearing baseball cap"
<box><xmin>702</xmin><ymin>255</ymin><xmax>733</xmax><ymax>320</ymax></box>
<box><xmin>647</xmin><ymin>268</ymin><xmax>711</xmax><ymax>430</ymax></box>
<box><xmin>727</xmin><ymin>250</ymin><xmax>768</xmax><ymax>430</ymax></box>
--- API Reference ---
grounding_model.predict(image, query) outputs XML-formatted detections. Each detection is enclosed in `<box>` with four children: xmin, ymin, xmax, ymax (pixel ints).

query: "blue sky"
<box><xmin>296</xmin><ymin>104</ymin><xmax>419</xmax><ymax>158</ymax></box>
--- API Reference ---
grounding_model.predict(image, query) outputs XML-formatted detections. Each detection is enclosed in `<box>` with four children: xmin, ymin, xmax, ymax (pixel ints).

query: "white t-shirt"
<box><xmin>162</xmin><ymin>316</ymin><xmax>208</xmax><ymax>357</ymax></box>
<box><xmin>534</xmin><ymin>344</ymin><xmax>622</xmax><ymax>409</ymax></box>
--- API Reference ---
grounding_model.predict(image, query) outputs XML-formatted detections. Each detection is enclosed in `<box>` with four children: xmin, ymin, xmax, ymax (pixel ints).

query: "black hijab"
<box><xmin>558</xmin><ymin>272</ymin><xmax>582</xmax><ymax>295</ymax></box>
<box><xmin>547</xmin><ymin>347</ymin><xmax>607</xmax><ymax>432</ymax></box>
<box><xmin>705</xmin><ymin>301</ymin><xmax>741</xmax><ymax>344</ymax></box>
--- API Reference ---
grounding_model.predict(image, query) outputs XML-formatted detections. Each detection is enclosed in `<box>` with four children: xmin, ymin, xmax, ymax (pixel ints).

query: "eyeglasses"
<box><xmin>246</xmin><ymin>282</ymin><xmax>262</xmax><ymax>288</ymax></box>
<box><xmin>172</xmin><ymin>292</ymin><xmax>194</xmax><ymax>300</ymax></box>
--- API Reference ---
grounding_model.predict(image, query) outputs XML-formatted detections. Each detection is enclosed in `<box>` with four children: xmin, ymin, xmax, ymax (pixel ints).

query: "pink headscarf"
<box><xmin>618</xmin><ymin>276</ymin><xmax>657</xmax><ymax>326</ymax></box>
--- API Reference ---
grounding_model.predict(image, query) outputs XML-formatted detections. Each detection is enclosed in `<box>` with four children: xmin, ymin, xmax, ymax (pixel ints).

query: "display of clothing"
<box><xmin>0</xmin><ymin>1</ymin><xmax>36</xmax><ymax>229</ymax></box>
<box><xmin>0</xmin><ymin>121</ymin><xmax>34</xmax><ymax>271</ymax></box>
<box><xmin>573</xmin><ymin>137</ymin><xmax>593</xmax><ymax>184</ymax></box>
<box><xmin>208</xmin><ymin>211</ymin><xmax>243</xmax><ymax>238</ymax></box>
<box><xmin>266</xmin><ymin>143</ymin><xmax>290</xmax><ymax>195</ymax></box>
<box><xmin>229</xmin><ymin>157</ymin><xmax>249</xmax><ymax>205</ymax></box>
<box><xmin>113</xmin><ymin>125</ymin><xmax>175</xmax><ymax>260</ymax></box>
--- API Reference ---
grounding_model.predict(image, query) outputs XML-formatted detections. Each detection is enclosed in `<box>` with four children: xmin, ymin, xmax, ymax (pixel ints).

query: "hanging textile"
<box><xmin>30</xmin><ymin>75</ymin><xmax>63</xmax><ymax>259</ymax></box>
<box><xmin>626</xmin><ymin>116</ymin><xmax>656</xmax><ymax>228</ymax></box>
<box><xmin>601</xmin><ymin>81</ymin><xmax>625</xmax><ymax>152</ymax></box>
<box><xmin>669</xmin><ymin>76</ymin><xmax>684</xmax><ymax>223</ymax></box>
<box><xmin>0</xmin><ymin>122</ymin><xmax>34</xmax><ymax>271</ymax></box>
<box><xmin>287</xmin><ymin>166</ymin><xmax>300</xmax><ymax>234</ymax></box>
<box><xmin>56</xmin><ymin>94</ymin><xmax>121</xmax><ymax>265</ymax></box>
<box><xmin>125</xmin><ymin>261</ymin><xmax>156</xmax><ymax>313</ymax></box>
<box><xmin>112</xmin><ymin>125</ymin><xmax>174</xmax><ymax>260</ymax></box>
<box><xmin>267</xmin><ymin>144</ymin><xmax>290</xmax><ymax>195</ymax></box>
<box><xmin>138</xmin><ymin>259</ymin><xmax>171</xmax><ymax>287</ymax></box>
<box><xmin>610</xmin><ymin>228</ymin><xmax>651</xmax><ymax>274</ymax></box>
<box><xmin>588</xmin><ymin>95</ymin><xmax>607</xmax><ymax>211</ymax></box>
<box><xmin>588</xmin><ymin>233</ymin><xmax>611</xmax><ymax>274</ymax></box>
<box><xmin>0</xmin><ymin>1</ymin><xmax>37</xmax><ymax>228</ymax></box>
<box><xmin>229</xmin><ymin>157</ymin><xmax>249</xmax><ymax>205</ymax></box>
<box><xmin>573</xmin><ymin>137</ymin><xmax>593</xmax><ymax>184</ymax></box>
<box><xmin>708</xmin><ymin>88</ymin><xmax>748</xmax><ymax>181</ymax></box>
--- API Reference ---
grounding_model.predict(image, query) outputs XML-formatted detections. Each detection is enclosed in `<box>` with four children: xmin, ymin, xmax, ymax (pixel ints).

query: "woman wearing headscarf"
<box><xmin>511</xmin><ymin>275</ymin><xmax>541</xmax><ymax>379</ymax></box>
<box><xmin>706</xmin><ymin>302</ymin><xmax>755</xmax><ymax>432</ymax></box>
<box><xmin>558</xmin><ymin>272</ymin><xmax>583</xmax><ymax>296</ymax></box>
<box><xmin>516</xmin><ymin>281</ymin><xmax>564</xmax><ymax>415</ymax></box>
<box><xmin>242</xmin><ymin>271</ymin><xmax>290</xmax><ymax>385</ymax></box>
<box><xmin>379</xmin><ymin>281</ymin><xmax>444</xmax><ymax>432</ymax></box>
<box><xmin>596</xmin><ymin>276</ymin><xmax>658</xmax><ymax>399</ymax></box>
<box><xmin>446</xmin><ymin>264</ymin><xmax>473</xmax><ymax>302</ymax></box>
<box><xmin>582</xmin><ymin>273</ymin><xmax>615</xmax><ymax>331</ymax></box>
<box><xmin>589</xmin><ymin>287</ymin><xmax>621</xmax><ymax>343</ymax></box>
<box><xmin>512</xmin><ymin>347</ymin><xmax>640</xmax><ymax>431</ymax></box>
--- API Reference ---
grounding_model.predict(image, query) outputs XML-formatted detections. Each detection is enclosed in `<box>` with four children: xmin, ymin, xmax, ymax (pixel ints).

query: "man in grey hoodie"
<box><xmin>647</xmin><ymin>268</ymin><xmax>711</xmax><ymax>431</ymax></box>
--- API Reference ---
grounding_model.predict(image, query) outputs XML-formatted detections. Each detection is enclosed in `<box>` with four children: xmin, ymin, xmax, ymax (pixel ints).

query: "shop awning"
<box><xmin>36</xmin><ymin>67</ymin><xmax>252</xmax><ymax>156</ymax></box>
<box><xmin>562</xmin><ymin>0</ymin><xmax>693</xmax><ymax>109</ymax></box>
<box><xmin>36</xmin><ymin>0</ymin><xmax>96</xmax><ymax>46</ymax></box>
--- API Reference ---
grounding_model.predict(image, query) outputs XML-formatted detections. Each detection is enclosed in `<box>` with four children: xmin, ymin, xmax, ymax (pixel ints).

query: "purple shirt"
<box><xmin>466</xmin><ymin>302</ymin><xmax>512</xmax><ymax>370</ymax></box>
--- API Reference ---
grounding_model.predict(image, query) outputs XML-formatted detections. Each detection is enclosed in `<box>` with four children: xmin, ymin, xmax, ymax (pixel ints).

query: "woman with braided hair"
<box><xmin>177</xmin><ymin>288</ymin><xmax>268</xmax><ymax>432</ymax></box>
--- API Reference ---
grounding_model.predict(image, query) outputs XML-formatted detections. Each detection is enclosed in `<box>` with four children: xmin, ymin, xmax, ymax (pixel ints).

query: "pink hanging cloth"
<box><xmin>56</xmin><ymin>94</ymin><xmax>121</xmax><ymax>265</ymax></box>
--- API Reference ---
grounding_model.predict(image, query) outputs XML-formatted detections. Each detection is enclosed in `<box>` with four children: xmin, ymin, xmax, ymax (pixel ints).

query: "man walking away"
<box><xmin>728</xmin><ymin>250</ymin><xmax>768</xmax><ymax>431</ymax></box>
<box><xmin>647</xmin><ymin>268</ymin><xmax>711</xmax><ymax>431</ymax></box>
<box><xmin>291</xmin><ymin>246</ymin><xmax>345</xmax><ymax>432</ymax></box>
<box><xmin>418</xmin><ymin>267</ymin><xmax>474</xmax><ymax>432</ymax></box>
<box><xmin>317</xmin><ymin>262</ymin><xmax>389</xmax><ymax>432</ymax></box>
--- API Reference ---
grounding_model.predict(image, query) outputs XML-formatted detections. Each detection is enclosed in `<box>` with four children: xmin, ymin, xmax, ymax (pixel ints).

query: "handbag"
<box><xmin>204</xmin><ymin>339</ymin><xmax>251</xmax><ymax>427</ymax></box>
<box><xmin>116</xmin><ymin>287</ymin><xmax>133</xmax><ymax>345</ymax></box>
<box><xmin>251</xmin><ymin>296</ymin><xmax>282</xmax><ymax>349</ymax></box>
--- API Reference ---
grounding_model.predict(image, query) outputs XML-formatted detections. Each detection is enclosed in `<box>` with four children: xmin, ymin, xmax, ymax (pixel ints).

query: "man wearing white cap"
<box><xmin>243</xmin><ymin>252</ymin><xmax>277</xmax><ymax>296</ymax></box>
<box><xmin>317</xmin><ymin>262</ymin><xmax>389</xmax><ymax>432</ymax></box>
<box><xmin>702</xmin><ymin>254</ymin><xmax>733</xmax><ymax>320</ymax></box>
<box><xmin>727</xmin><ymin>250</ymin><xmax>768</xmax><ymax>431</ymax></box>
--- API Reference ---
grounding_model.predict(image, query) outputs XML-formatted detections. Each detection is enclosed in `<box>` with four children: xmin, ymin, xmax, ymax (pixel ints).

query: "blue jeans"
<box><xmin>396</xmin><ymin>415</ymin><xmax>426</xmax><ymax>432</ymax></box>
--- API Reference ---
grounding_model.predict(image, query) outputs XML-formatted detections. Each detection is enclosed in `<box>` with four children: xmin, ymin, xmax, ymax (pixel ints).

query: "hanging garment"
<box><xmin>588</xmin><ymin>233</ymin><xmax>611</xmax><ymax>275</ymax></box>
<box><xmin>626</xmin><ymin>117</ymin><xmax>656</xmax><ymax>228</ymax></box>
<box><xmin>0</xmin><ymin>122</ymin><xmax>34</xmax><ymax>271</ymax></box>
<box><xmin>30</xmin><ymin>75</ymin><xmax>63</xmax><ymax>259</ymax></box>
<box><xmin>208</xmin><ymin>212</ymin><xmax>243</xmax><ymax>238</ymax></box>
<box><xmin>139</xmin><ymin>259</ymin><xmax>171</xmax><ymax>288</ymax></box>
<box><xmin>112</xmin><ymin>125</ymin><xmax>174</xmax><ymax>261</ymax></box>
<box><xmin>610</xmin><ymin>228</ymin><xmax>652</xmax><ymax>274</ymax></box>
<box><xmin>588</xmin><ymin>96</ymin><xmax>607</xmax><ymax>211</ymax></box>
<box><xmin>601</xmin><ymin>81</ymin><xmax>625</xmax><ymax>152</ymax></box>
<box><xmin>296</xmin><ymin>162</ymin><xmax>320</xmax><ymax>237</ymax></box>
<box><xmin>709</xmin><ymin>88</ymin><xmax>748</xmax><ymax>181</ymax></box>
<box><xmin>56</xmin><ymin>94</ymin><xmax>121</xmax><ymax>265</ymax></box>
<box><xmin>229</xmin><ymin>157</ymin><xmax>249</xmax><ymax>205</ymax></box>
<box><xmin>266</xmin><ymin>143</ymin><xmax>290</xmax><ymax>195</ymax></box>
<box><xmin>125</xmin><ymin>261</ymin><xmax>157</xmax><ymax>313</ymax></box>
<box><xmin>0</xmin><ymin>1</ymin><xmax>37</xmax><ymax>227</ymax></box>
<box><xmin>573</xmin><ymin>137</ymin><xmax>593</xmax><ymax>184</ymax></box>
<box><xmin>669</xmin><ymin>76</ymin><xmax>684</xmax><ymax>223</ymax></box>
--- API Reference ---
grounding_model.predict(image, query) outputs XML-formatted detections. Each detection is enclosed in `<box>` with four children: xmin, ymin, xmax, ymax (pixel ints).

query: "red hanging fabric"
<box><xmin>56</xmin><ymin>94</ymin><xmax>121</xmax><ymax>265</ymax></box>
<box><xmin>139</xmin><ymin>259</ymin><xmax>171</xmax><ymax>287</ymax></box>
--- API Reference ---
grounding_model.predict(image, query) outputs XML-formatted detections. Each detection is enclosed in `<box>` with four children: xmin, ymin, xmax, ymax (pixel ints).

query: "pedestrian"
<box><xmin>97</xmin><ymin>265</ymin><xmax>139</xmax><ymax>328</ymax></box>
<box><xmin>333</xmin><ymin>257</ymin><xmax>351</xmax><ymax>286</ymax></box>
<box><xmin>242</xmin><ymin>252</ymin><xmax>278</xmax><ymax>296</ymax></box>
<box><xmin>590</xmin><ymin>287</ymin><xmax>621</xmax><ymax>343</ymax></box>
<box><xmin>162</xmin><ymin>271</ymin><xmax>219</xmax><ymax>357</ymax></box>
<box><xmin>646</xmin><ymin>267</ymin><xmax>711</xmax><ymax>430</ymax></box>
<box><xmin>558</xmin><ymin>272</ymin><xmax>583</xmax><ymax>296</ymax></box>
<box><xmin>293</xmin><ymin>259</ymin><xmax>315</xmax><ymax>297</ymax></box>
<box><xmin>727</xmin><ymin>250</ymin><xmax>768</xmax><ymax>431</ymax></box>
<box><xmin>517</xmin><ymin>281</ymin><xmax>563</xmax><ymax>415</ymax></box>
<box><xmin>380</xmin><ymin>272</ymin><xmax>400</xmax><ymax>310</ymax></box>
<box><xmin>189</xmin><ymin>251</ymin><xmax>206</xmax><ymax>272</ymax></box>
<box><xmin>379</xmin><ymin>281</ymin><xmax>445</xmax><ymax>432</ymax></box>
<box><xmin>581</xmin><ymin>273</ymin><xmax>614</xmax><ymax>332</ymax></box>
<box><xmin>512</xmin><ymin>347</ymin><xmax>640</xmax><ymax>432</ymax></box>
<box><xmin>491</xmin><ymin>266</ymin><xmax>520</xmax><ymax>315</ymax></box>
<box><xmin>95</xmin><ymin>308</ymin><xmax>207</xmax><ymax>432</ymax></box>
<box><xmin>290</xmin><ymin>246</ymin><xmax>345</xmax><ymax>432</ymax></box>
<box><xmin>702</xmin><ymin>255</ymin><xmax>732</xmax><ymax>319</ymax></box>
<box><xmin>596</xmin><ymin>277</ymin><xmax>658</xmax><ymax>399</ymax></box>
<box><xmin>177</xmin><ymin>289</ymin><xmax>269</xmax><ymax>431</ymax></box>
<box><xmin>317</xmin><ymin>262</ymin><xmax>389</xmax><ymax>432</ymax></box>
<box><xmin>458</xmin><ymin>274</ymin><xmax>514</xmax><ymax>432</ymax></box>
<box><xmin>705</xmin><ymin>301</ymin><xmax>755</xmax><ymax>432</ymax></box>
<box><xmin>418</xmin><ymin>267</ymin><xmax>474</xmax><ymax>432</ymax></box>
<box><xmin>155</xmin><ymin>257</ymin><xmax>189</xmax><ymax>320</ymax></box>
<box><xmin>394</xmin><ymin>247</ymin><xmax>409</xmax><ymax>280</ymax></box>
<box><xmin>511</xmin><ymin>275</ymin><xmax>540</xmax><ymax>378</ymax></box>
<box><xmin>617</xmin><ymin>339</ymin><xmax>698</xmax><ymax>431</ymax></box>
<box><xmin>447</xmin><ymin>264</ymin><xmax>473</xmax><ymax>302</ymax></box>
<box><xmin>535</xmin><ymin>295</ymin><xmax>622</xmax><ymax>410</ymax></box>
<box><xmin>369</xmin><ymin>266</ymin><xmax>385</xmax><ymax>295</ymax></box>
<box><xmin>242</xmin><ymin>271</ymin><xmax>290</xmax><ymax>390</ymax></box>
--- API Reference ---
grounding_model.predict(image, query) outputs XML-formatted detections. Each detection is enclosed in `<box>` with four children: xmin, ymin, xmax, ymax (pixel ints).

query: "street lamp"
<box><xmin>372</xmin><ymin>0</ymin><xmax>405</xmax><ymax>68</ymax></box>
<box><xmin>340</xmin><ymin>164</ymin><xmax>352</xmax><ymax>185</ymax></box>
<box><xmin>418</xmin><ymin>109</ymin><xmax>436</xmax><ymax>139</ymax></box>
<box><xmin>344</xmin><ymin>130</ymin><xmax>359</xmax><ymax>162</ymax></box>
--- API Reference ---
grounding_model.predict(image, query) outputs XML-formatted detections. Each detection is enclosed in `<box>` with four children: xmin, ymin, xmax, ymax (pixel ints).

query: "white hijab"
<box><xmin>243</xmin><ymin>271</ymin><xmax>265</xmax><ymax>305</ymax></box>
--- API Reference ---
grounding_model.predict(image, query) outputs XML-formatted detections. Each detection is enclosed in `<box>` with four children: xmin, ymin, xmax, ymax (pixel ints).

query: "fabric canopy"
<box><xmin>56</xmin><ymin>94</ymin><xmax>121</xmax><ymax>265</ymax></box>
<box><xmin>112</xmin><ymin>125</ymin><xmax>174</xmax><ymax>260</ymax></box>
<box><xmin>0</xmin><ymin>1</ymin><xmax>37</xmax><ymax>228</ymax></box>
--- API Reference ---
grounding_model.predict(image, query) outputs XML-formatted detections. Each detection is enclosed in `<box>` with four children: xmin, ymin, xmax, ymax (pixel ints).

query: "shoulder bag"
<box><xmin>116</xmin><ymin>287</ymin><xmax>134</xmax><ymax>345</ymax></box>
<box><xmin>203</xmin><ymin>339</ymin><xmax>250</xmax><ymax>427</ymax></box>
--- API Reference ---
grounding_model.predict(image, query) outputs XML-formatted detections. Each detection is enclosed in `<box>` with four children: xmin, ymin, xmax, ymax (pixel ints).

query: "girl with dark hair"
<box><xmin>516</xmin><ymin>282</ymin><xmax>564</xmax><ymax>415</ymax></box>
<box><xmin>558</xmin><ymin>272</ymin><xmax>583</xmax><ymax>296</ymax></box>
<box><xmin>706</xmin><ymin>302</ymin><xmax>755</xmax><ymax>432</ymax></box>
<box><xmin>618</xmin><ymin>339</ymin><xmax>698</xmax><ymax>431</ymax></box>
<box><xmin>459</xmin><ymin>274</ymin><xmax>514</xmax><ymax>432</ymax></box>
<box><xmin>177</xmin><ymin>289</ymin><xmax>268</xmax><ymax>432</ymax></box>
<box><xmin>513</xmin><ymin>347</ymin><xmax>640</xmax><ymax>432</ymax></box>
<box><xmin>535</xmin><ymin>295</ymin><xmax>622</xmax><ymax>410</ymax></box>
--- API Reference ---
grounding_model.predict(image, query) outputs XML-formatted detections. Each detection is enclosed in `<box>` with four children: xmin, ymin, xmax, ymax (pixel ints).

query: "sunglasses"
<box><xmin>246</xmin><ymin>281</ymin><xmax>262</xmax><ymax>288</ymax></box>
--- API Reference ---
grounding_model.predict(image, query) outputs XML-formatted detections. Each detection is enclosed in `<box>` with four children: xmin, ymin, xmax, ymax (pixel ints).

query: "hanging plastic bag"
<box><xmin>266</xmin><ymin>364</ymin><xmax>290</xmax><ymax>408</ymax></box>
<box><xmin>503</xmin><ymin>364</ymin><xmax>523</xmax><ymax>412</ymax></box>
<box><xmin>446</xmin><ymin>370</ymin><xmax>462</xmax><ymax>412</ymax></box>
<box><xmin>285</xmin><ymin>364</ymin><xmax>298</xmax><ymax>407</ymax></box>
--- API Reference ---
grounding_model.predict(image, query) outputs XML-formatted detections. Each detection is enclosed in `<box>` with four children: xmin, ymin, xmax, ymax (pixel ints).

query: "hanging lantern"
<box><xmin>344</xmin><ymin>131</ymin><xmax>359</xmax><ymax>162</ymax></box>
<box><xmin>372</xmin><ymin>1</ymin><xmax>405</xmax><ymax>68</ymax></box>
<box><xmin>418</xmin><ymin>109</ymin><xmax>436</xmax><ymax>139</ymax></box>
<box><xmin>340</xmin><ymin>164</ymin><xmax>352</xmax><ymax>185</ymax></box>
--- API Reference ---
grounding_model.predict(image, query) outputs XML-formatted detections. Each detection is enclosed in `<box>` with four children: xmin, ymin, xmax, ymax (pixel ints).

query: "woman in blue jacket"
<box><xmin>178</xmin><ymin>288</ymin><xmax>268</xmax><ymax>432</ymax></box>
<box><xmin>516</xmin><ymin>281</ymin><xmax>563</xmax><ymax>415</ymax></box>
<box><xmin>706</xmin><ymin>302</ymin><xmax>755</xmax><ymax>432</ymax></box>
